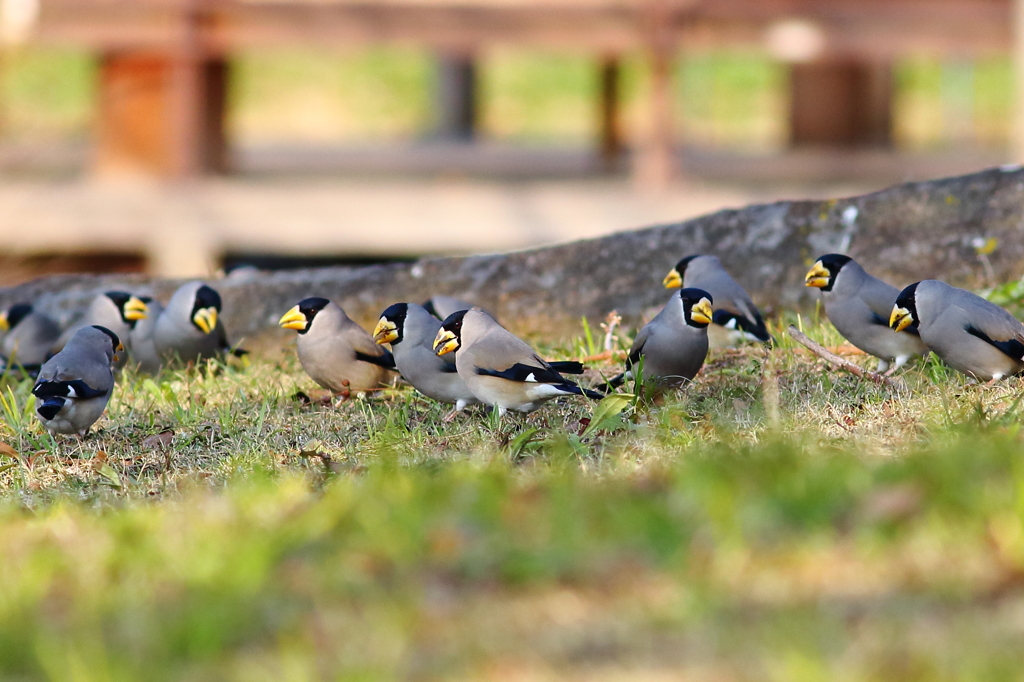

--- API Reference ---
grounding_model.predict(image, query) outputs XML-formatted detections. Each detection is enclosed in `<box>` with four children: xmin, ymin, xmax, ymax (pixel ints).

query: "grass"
<box><xmin>0</xmin><ymin>315</ymin><xmax>1023</xmax><ymax>680</ymax></box>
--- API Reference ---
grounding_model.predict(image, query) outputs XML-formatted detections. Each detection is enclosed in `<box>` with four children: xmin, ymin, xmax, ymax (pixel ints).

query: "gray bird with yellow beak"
<box><xmin>32</xmin><ymin>325</ymin><xmax>121</xmax><ymax>436</ymax></box>
<box><xmin>890</xmin><ymin>280</ymin><xmax>1024</xmax><ymax>382</ymax></box>
<box><xmin>805</xmin><ymin>254</ymin><xmax>926</xmax><ymax>373</ymax></box>
<box><xmin>153</xmin><ymin>281</ymin><xmax>235</xmax><ymax>366</ymax></box>
<box><xmin>53</xmin><ymin>291</ymin><xmax>149</xmax><ymax>371</ymax></box>
<box><xmin>374</xmin><ymin>302</ymin><xmax>479</xmax><ymax>412</ymax></box>
<box><xmin>280</xmin><ymin>297</ymin><xmax>396</xmax><ymax>395</ymax></box>
<box><xmin>663</xmin><ymin>255</ymin><xmax>771</xmax><ymax>347</ymax></box>
<box><xmin>601</xmin><ymin>288</ymin><xmax>713</xmax><ymax>392</ymax></box>
<box><xmin>0</xmin><ymin>302</ymin><xmax>61</xmax><ymax>370</ymax></box>
<box><xmin>433</xmin><ymin>309</ymin><xmax>603</xmax><ymax>415</ymax></box>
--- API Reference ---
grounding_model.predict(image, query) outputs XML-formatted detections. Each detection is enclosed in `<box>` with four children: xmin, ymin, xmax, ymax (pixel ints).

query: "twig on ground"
<box><xmin>787</xmin><ymin>325</ymin><xmax>901</xmax><ymax>388</ymax></box>
<box><xmin>577</xmin><ymin>349</ymin><xmax>628</xmax><ymax>363</ymax></box>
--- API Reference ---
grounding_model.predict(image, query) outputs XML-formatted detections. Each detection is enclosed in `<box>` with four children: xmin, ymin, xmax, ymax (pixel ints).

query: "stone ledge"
<box><xmin>3</xmin><ymin>165</ymin><xmax>1022</xmax><ymax>350</ymax></box>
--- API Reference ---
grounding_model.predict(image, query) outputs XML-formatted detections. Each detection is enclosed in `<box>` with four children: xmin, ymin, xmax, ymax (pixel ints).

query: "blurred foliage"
<box><xmin>0</xmin><ymin>48</ymin><xmax>94</xmax><ymax>140</ymax></box>
<box><xmin>894</xmin><ymin>55</ymin><xmax>1013</xmax><ymax>150</ymax></box>
<box><xmin>229</xmin><ymin>47</ymin><xmax>434</xmax><ymax>143</ymax></box>
<box><xmin>1</xmin><ymin>46</ymin><xmax>1015</xmax><ymax>151</ymax></box>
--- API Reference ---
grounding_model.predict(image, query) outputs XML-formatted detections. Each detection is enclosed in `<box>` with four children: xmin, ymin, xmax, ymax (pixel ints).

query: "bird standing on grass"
<box><xmin>890</xmin><ymin>280</ymin><xmax>1024</xmax><ymax>382</ymax></box>
<box><xmin>432</xmin><ymin>309</ymin><xmax>603</xmax><ymax>415</ymax></box>
<box><xmin>280</xmin><ymin>297</ymin><xmax>396</xmax><ymax>395</ymax></box>
<box><xmin>805</xmin><ymin>254</ymin><xmax>927</xmax><ymax>373</ymax></box>
<box><xmin>153</xmin><ymin>282</ymin><xmax>239</xmax><ymax>366</ymax></box>
<box><xmin>0</xmin><ymin>302</ymin><xmax>61</xmax><ymax>371</ymax></box>
<box><xmin>32</xmin><ymin>325</ymin><xmax>120</xmax><ymax>437</ymax></box>
<box><xmin>663</xmin><ymin>255</ymin><xmax>771</xmax><ymax>346</ymax></box>
<box><xmin>54</xmin><ymin>291</ymin><xmax>149</xmax><ymax>371</ymax></box>
<box><xmin>601</xmin><ymin>288</ymin><xmax>713</xmax><ymax>392</ymax></box>
<box><xmin>374</xmin><ymin>302</ymin><xmax>479</xmax><ymax>413</ymax></box>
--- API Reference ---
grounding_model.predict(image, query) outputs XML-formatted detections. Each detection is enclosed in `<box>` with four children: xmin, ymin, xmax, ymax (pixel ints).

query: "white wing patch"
<box><xmin>524</xmin><ymin>373</ymin><xmax>537</xmax><ymax>382</ymax></box>
<box><xmin>525</xmin><ymin>384</ymin><xmax>571</xmax><ymax>400</ymax></box>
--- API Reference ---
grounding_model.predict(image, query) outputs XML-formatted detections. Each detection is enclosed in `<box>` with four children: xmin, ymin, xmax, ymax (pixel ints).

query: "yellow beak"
<box><xmin>192</xmin><ymin>307</ymin><xmax>218</xmax><ymax>335</ymax></box>
<box><xmin>690</xmin><ymin>297</ymin><xmax>713</xmax><ymax>325</ymax></box>
<box><xmin>433</xmin><ymin>328</ymin><xmax>459</xmax><ymax>356</ymax></box>
<box><xmin>372</xmin><ymin>317</ymin><xmax>398</xmax><ymax>345</ymax></box>
<box><xmin>123</xmin><ymin>296</ymin><xmax>149</xmax><ymax>321</ymax></box>
<box><xmin>663</xmin><ymin>268</ymin><xmax>683</xmax><ymax>289</ymax></box>
<box><xmin>805</xmin><ymin>261</ymin><xmax>831</xmax><ymax>288</ymax></box>
<box><xmin>0</xmin><ymin>312</ymin><xmax>8</xmax><ymax>332</ymax></box>
<box><xmin>278</xmin><ymin>306</ymin><xmax>308</xmax><ymax>331</ymax></box>
<box><xmin>889</xmin><ymin>306</ymin><xmax>913</xmax><ymax>332</ymax></box>
<box><xmin>112</xmin><ymin>341</ymin><xmax>125</xmax><ymax>363</ymax></box>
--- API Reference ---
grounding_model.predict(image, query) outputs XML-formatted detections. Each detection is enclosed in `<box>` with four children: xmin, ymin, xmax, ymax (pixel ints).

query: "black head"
<box><xmin>104</xmin><ymin>291</ymin><xmax>132</xmax><ymax>310</ymax></box>
<box><xmin>279</xmin><ymin>297</ymin><xmax>331</xmax><ymax>334</ymax></box>
<box><xmin>91</xmin><ymin>325</ymin><xmax>122</xmax><ymax>351</ymax></box>
<box><xmin>434</xmin><ymin>309</ymin><xmax>468</xmax><ymax>356</ymax></box>
<box><xmin>674</xmin><ymin>255</ymin><xmax>700</xmax><ymax>278</ymax></box>
<box><xmin>193</xmin><ymin>285</ymin><xmax>222</xmax><ymax>314</ymax></box>
<box><xmin>298</xmin><ymin>297</ymin><xmax>329</xmax><ymax>322</ymax></box>
<box><xmin>104</xmin><ymin>291</ymin><xmax>149</xmax><ymax>327</ymax></box>
<box><xmin>806</xmin><ymin>254</ymin><xmax>853</xmax><ymax>292</ymax></box>
<box><xmin>678</xmin><ymin>287</ymin><xmax>714</xmax><ymax>328</ymax></box>
<box><xmin>189</xmin><ymin>285</ymin><xmax>223</xmax><ymax>335</ymax></box>
<box><xmin>664</xmin><ymin>255</ymin><xmax>703</xmax><ymax>289</ymax></box>
<box><xmin>376</xmin><ymin>303</ymin><xmax>409</xmax><ymax>345</ymax></box>
<box><xmin>891</xmin><ymin>282</ymin><xmax>920</xmax><ymax>332</ymax></box>
<box><xmin>3</xmin><ymin>303</ymin><xmax>33</xmax><ymax>330</ymax></box>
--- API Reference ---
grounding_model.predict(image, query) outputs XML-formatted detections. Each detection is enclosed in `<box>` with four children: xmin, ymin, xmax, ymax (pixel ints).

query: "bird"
<box><xmin>32</xmin><ymin>325</ymin><xmax>121</xmax><ymax>437</ymax></box>
<box><xmin>374</xmin><ymin>302</ymin><xmax>586</xmax><ymax>415</ymax></box>
<box><xmin>53</xmin><ymin>291</ymin><xmax>150</xmax><ymax>370</ymax></box>
<box><xmin>373</xmin><ymin>302</ymin><xmax>479</xmax><ymax>413</ymax></box>
<box><xmin>128</xmin><ymin>298</ymin><xmax>164</xmax><ymax>374</ymax></box>
<box><xmin>0</xmin><ymin>302</ymin><xmax>62</xmax><ymax>372</ymax></box>
<box><xmin>663</xmin><ymin>255</ymin><xmax>771</xmax><ymax>346</ymax></box>
<box><xmin>279</xmin><ymin>297</ymin><xmax>396</xmax><ymax>395</ymax></box>
<box><xmin>432</xmin><ymin>308</ymin><xmax>603</xmax><ymax>415</ymax></box>
<box><xmin>423</xmin><ymin>295</ymin><xmax>482</xmax><ymax>321</ymax></box>
<box><xmin>890</xmin><ymin>280</ymin><xmax>1024</xmax><ymax>382</ymax></box>
<box><xmin>153</xmin><ymin>282</ymin><xmax>239</xmax><ymax>366</ymax></box>
<box><xmin>805</xmin><ymin>254</ymin><xmax>928</xmax><ymax>373</ymax></box>
<box><xmin>601</xmin><ymin>288</ymin><xmax>713</xmax><ymax>392</ymax></box>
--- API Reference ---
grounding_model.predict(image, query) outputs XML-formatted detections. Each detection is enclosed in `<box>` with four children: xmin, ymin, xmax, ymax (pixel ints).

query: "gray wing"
<box><xmin>626</xmin><ymin>322</ymin><xmax>654</xmax><ymax>368</ymax></box>
<box><xmin>37</xmin><ymin>351</ymin><xmax>114</xmax><ymax>396</ymax></box>
<box><xmin>950</xmin><ymin>290</ymin><xmax>1024</xmax><ymax>354</ymax></box>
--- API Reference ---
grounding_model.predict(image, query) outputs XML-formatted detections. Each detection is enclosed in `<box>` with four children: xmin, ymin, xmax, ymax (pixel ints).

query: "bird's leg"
<box><xmin>876</xmin><ymin>359</ymin><xmax>891</xmax><ymax>375</ymax></box>
<box><xmin>332</xmin><ymin>381</ymin><xmax>352</xmax><ymax>407</ymax></box>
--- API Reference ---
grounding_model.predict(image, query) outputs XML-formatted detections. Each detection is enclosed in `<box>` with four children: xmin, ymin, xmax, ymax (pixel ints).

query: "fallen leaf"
<box><xmin>0</xmin><ymin>442</ymin><xmax>19</xmax><ymax>460</ymax></box>
<box><xmin>142</xmin><ymin>430</ymin><xmax>175</xmax><ymax>449</ymax></box>
<box><xmin>97</xmin><ymin>463</ymin><xmax>121</xmax><ymax>489</ymax></box>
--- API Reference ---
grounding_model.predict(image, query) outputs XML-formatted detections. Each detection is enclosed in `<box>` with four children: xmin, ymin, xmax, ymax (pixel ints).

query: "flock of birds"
<box><xmin>3</xmin><ymin>251</ymin><xmax>1024</xmax><ymax>440</ymax></box>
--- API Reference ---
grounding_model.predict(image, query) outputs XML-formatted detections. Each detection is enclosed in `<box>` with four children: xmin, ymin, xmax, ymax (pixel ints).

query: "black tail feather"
<box><xmin>37</xmin><ymin>397</ymin><xmax>65</xmax><ymax>421</ymax></box>
<box><xmin>594</xmin><ymin>373</ymin><xmax>626</xmax><ymax>394</ymax></box>
<box><xmin>549</xmin><ymin>360</ymin><xmax>585</xmax><ymax>375</ymax></box>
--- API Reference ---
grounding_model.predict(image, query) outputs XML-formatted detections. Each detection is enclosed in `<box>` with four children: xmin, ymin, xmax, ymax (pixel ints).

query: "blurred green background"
<box><xmin>0</xmin><ymin>47</ymin><xmax>1013</xmax><ymax>152</ymax></box>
